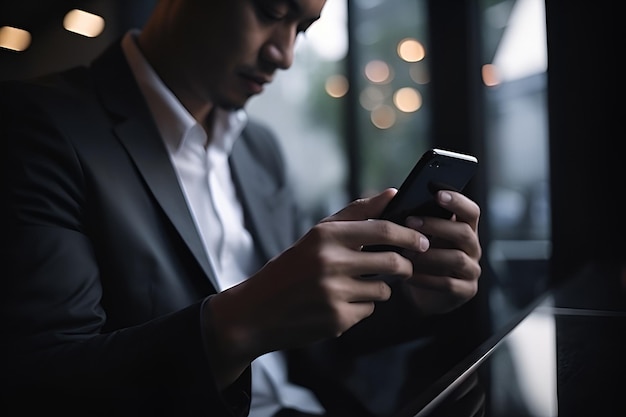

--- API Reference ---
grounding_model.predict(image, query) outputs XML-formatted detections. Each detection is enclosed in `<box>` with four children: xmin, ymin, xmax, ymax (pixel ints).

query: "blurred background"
<box><xmin>2</xmin><ymin>1</ymin><xmax>622</xmax><ymax>414</ymax></box>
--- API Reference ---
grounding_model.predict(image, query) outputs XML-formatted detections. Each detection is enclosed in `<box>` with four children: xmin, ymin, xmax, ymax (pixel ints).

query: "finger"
<box><xmin>322</xmin><ymin>188</ymin><xmax>397</xmax><ymax>222</ymax></box>
<box><xmin>347</xmin><ymin>278</ymin><xmax>392</xmax><ymax>302</ymax></box>
<box><xmin>436</xmin><ymin>190</ymin><xmax>480</xmax><ymax>231</ymax></box>
<box><xmin>323</xmin><ymin>280</ymin><xmax>391</xmax><ymax>336</ymax></box>
<box><xmin>407</xmin><ymin>247</ymin><xmax>482</xmax><ymax>282</ymax></box>
<box><xmin>406</xmin><ymin>271</ymin><xmax>479</xmax><ymax>299</ymax></box>
<box><xmin>406</xmin><ymin>216</ymin><xmax>481</xmax><ymax>260</ymax></box>
<box><xmin>355</xmin><ymin>249</ymin><xmax>415</xmax><ymax>279</ymax></box>
<box><xmin>333</xmin><ymin>301</ymin><xmax>378</xmax><ymax>336</ymax></box>
<box><xmin>319</xmin><ymin>218</ymin><xmax>429</xmax><ymax>254</ymax></box>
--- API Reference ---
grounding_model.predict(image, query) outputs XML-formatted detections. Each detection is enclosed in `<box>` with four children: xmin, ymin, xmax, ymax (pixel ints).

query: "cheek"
<box><xmin>185</xmin><ymin>7</ymin><xmax>269</xmax><ymax>70</ymax></box>
<box><xmin>221</xmin><ymin>32</ymin><xmax>267</xmax><ymax>67</ymax></box>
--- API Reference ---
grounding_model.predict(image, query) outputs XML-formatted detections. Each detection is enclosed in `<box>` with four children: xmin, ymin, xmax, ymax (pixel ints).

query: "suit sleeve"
<box><xmin>0</xmin><ymin>81</ymin><xmax>251</xmax><ymax>416</ymax></box>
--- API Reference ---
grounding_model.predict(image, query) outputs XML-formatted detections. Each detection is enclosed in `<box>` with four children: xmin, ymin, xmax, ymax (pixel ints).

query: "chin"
<box><xmin>216</xmin><ymin>98</ymin><xmax>247</xmax><ymax>111</ymax></box>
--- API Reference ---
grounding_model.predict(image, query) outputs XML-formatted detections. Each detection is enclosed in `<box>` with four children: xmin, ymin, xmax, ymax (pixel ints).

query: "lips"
<box><xmin>240</xmin><ymin>72</ymin><xmax>272</xmax><ymax>94</ymax></box>
<box><xmin>247</xmin><ymin>73</ymin><xmax>272</xmax><ymax>85</ymax></box>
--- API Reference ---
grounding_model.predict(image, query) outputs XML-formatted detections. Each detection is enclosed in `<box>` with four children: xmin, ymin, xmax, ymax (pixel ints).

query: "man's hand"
<box><xmin>205</xmin><ymin>188</ymin><xmax>430</xmax><ymax>387</ymax></box>
<box><xmin>205</xmin><ymin>188</ymin><xmax>481</xmax><ymax>388</ymax></box>
<box><xmin>400</xmin><ymin>189</ymin><xmax>482</xmax><ymax>316</ymax></box>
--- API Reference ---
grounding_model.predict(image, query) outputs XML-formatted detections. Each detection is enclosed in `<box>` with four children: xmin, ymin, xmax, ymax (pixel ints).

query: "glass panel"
<box><xmin>350</xmin><ymin>0</ymin><xmax>432</xmax><ymax>197</ymax></box>
<box><xmin>480</xmin><ymin>0</ymin><xmax>551</xmax><ymax>321</ymax></box>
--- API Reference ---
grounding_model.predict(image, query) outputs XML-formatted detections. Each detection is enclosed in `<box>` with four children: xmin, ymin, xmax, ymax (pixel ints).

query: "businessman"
<box><xmin>0</xmin><ymin>1</ymin><xmax>482</xmax><ymax>416</ymax></box>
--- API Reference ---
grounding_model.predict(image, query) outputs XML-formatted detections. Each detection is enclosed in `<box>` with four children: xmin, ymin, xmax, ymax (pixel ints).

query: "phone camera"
<box><xmin>429</xmin><ymin>161</ymin><xmax>441</xmax><ymax>168</ymax></box>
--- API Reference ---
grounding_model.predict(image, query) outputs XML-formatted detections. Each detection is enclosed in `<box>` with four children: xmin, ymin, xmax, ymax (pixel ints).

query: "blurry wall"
<box><xmin>545</xmin><ymin>0</ymin><xmax>624</xmax><ymax>280</ymax></box>
<box><xmin>0</xmin><ymin>1</ymin><xmax>155</xmax><ymax>81</ymax></box>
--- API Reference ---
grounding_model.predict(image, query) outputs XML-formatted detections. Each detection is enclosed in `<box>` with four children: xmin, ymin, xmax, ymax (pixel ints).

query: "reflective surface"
<box><xmin>308</xmin><ymin>261</ymin><xmax>626</xmax><ymax>417</ymax></box>
<box><xmin>416</xmin><ymin>261</ymin><xmax>626</xmax><ymax>417</ymax></box>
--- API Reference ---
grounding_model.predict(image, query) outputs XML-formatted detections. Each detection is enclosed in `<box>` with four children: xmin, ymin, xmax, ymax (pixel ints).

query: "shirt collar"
<box><xmin>121</xmin><ymin>30</ymin><xmax>247</xmax><ymax>155</ymax></box>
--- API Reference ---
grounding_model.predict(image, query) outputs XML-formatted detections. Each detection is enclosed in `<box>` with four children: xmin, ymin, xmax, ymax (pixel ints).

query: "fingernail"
<box><xmin>420</xmin><ymin>236</ymin><xmax>430</xmax><ymax>251</ymax></box>
<box><xmin>406</xmin><ymin>216</ymin><xmax>423</xmax><ymax>229</ymax></box>
<box><xmin>439</xmin><ymin>191</ymin><xmax>452</xmax><ymax>203</ymax></box>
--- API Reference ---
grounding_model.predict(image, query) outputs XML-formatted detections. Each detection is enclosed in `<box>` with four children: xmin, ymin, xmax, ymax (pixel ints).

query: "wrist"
<box><xmin>202</xmin><ymin>293</ymin><xmax>256</xmax><ymax>390</ymax></box>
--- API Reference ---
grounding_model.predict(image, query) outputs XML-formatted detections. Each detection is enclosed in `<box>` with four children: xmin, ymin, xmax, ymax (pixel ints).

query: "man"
<box><xmin>0</xmin><ymin>1</ymin><xmax>481</xmax><ymax>416</ymax></box>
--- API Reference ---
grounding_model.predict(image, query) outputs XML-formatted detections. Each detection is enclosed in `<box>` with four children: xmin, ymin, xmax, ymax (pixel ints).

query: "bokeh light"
<box><xmin>397</xmin><ymin>38</ymin><xmax>426</xmax><ymax>62</ymax></box>
<box><xmin>393</xmin><ymin>87</ymin><xmax>422</xmax><ymax>112</ymax></box>
<box><xmin>63</xmin><ymin>9</ymin><xmax>105</xmax><ymax>38</ymax></box>
<box><xmin>0</xmin><ymin>26</ymin><xmax>31</xmax><ymax>52</ymax></box>
<box><xmin>325</xmin><ymin>74</ymin><xmax>349</xmax><ymax>98</ymax></box>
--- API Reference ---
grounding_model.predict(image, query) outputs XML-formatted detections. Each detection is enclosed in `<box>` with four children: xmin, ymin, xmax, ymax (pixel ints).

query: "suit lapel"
<box><xmin>90</xmin><ymin>41</ymin><xmax>298</xmax><ymax>282</ymax></box>
<box><xmin>230</xmin><ymin>127</ymin><xmax>297</xmax><ymax>262</ymax></box>
<box><xmin>91</xmin><ymin>41</ymin><xmax>216</xmax><ymax>284</ymax></box>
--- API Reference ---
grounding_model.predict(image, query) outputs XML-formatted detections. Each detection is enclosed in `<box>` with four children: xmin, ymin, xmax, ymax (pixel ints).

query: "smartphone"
<box><xmin>364</xmin><ymin>148</ymin><xmax>478</xmax><ymax>254</ymax></box>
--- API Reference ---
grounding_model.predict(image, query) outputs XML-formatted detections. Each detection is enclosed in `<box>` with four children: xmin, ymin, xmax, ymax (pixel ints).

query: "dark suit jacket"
<box><xmin>0</xmin><ymin>40</ymin><xmax>306</xmax><ymax>416</ymax></box>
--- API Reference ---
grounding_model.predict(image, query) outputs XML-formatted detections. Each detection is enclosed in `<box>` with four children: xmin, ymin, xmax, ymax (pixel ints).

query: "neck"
<box><xmin>137</xmin><ymin>9</ymin><xmax>215</xmax><ymax>135</ymax></box>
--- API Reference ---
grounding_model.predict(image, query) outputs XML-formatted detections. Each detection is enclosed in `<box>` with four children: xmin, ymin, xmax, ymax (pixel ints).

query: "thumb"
<box><xmin>323</xmin><ymin>188</ymin><xmax>397</xmax><ymax>222</ymax></box>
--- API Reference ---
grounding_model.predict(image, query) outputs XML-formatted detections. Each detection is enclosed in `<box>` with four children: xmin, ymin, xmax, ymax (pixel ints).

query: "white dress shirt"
<box><xmin>121</xmin><ymin>31</ymin><xmax>324</xmax><ymax>416</ymax></box>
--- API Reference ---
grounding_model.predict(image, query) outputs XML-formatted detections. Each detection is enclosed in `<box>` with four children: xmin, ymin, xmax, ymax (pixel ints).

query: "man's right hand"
<box><xmin>205</xmin><ymin>188</ymin><xmax>430</xmax><ymax>388</ymax></box>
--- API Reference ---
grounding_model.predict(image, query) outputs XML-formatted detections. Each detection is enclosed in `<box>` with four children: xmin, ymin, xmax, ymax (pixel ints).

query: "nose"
<box><xmin>261</xmin><ymin>24</ymin><xmax>297</xmax><ymax>70</ymax></box>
